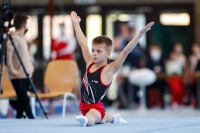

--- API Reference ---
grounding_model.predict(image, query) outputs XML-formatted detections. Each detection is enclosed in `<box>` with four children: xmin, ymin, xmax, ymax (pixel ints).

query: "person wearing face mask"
<box><xmin>146</xmin><ymin>43</ymin><xmax>166</xmax><ymax>109</ymax></box>
<box><xmin>51</xmin><ymin>23</ymin><xmax>76</xmax><ymax>60</ymax></box>
<box><xmin>6</xmin><ymin>14</ymin><xmax>34</xmax><ymax>119</ymax></box>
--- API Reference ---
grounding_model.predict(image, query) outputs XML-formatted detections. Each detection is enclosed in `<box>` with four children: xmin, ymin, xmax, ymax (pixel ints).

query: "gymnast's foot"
<box><xmin>113</xmin><ymin>113</ymin><xmax>127</xmax><ymax>124</ymax></box>
<box><xmin>75</xmin><ymin>115</ymin><xmax>88</xmax><ymax>127</ymax></box>
<box><xmin>119</xmin><ymin>118</ymin><xmax>127</xmax><ymax>124</ymax></box>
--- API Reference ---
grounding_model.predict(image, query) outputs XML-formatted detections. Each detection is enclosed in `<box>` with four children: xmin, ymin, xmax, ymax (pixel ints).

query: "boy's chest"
<box><xmin>87</xmin><ymin>72</ymin><xmax>100</xmax><ymax>85</ymax></box>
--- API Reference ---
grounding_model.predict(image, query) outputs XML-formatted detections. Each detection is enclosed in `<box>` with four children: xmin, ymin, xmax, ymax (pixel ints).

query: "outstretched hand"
<box><xmin>139</xmin><ymin>22</ymin><xmax>154</xmax><ymax>34</ymax></box>
<box><xmin>71</xmin><ymin>11</ymin><xmax>81</xmax><ymax>24</ymax></box>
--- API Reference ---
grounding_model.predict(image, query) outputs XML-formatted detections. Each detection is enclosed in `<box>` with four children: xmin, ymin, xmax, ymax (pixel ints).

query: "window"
<box><xmin>86</xmin><ymin>14</ymin><xmax>102</xmax><ymax>51</ymax></box>
<box><xmin>160</xmin><ymin>13</ymin><xmax>190</xmax><ymax>26</ymax></box>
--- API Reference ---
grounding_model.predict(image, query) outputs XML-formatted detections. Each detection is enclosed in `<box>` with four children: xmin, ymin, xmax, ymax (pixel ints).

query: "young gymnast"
<box><xmin>71</xmin><ymin>11</ymin><xmax>154</xmax><ymax>127</ymax></box>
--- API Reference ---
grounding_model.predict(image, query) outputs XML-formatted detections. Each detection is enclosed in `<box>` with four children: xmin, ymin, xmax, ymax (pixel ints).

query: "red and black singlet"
<box><xmin>81</xmin><ymin>63</ymin><xmax>111</xmax><ymax>104</ymax></box>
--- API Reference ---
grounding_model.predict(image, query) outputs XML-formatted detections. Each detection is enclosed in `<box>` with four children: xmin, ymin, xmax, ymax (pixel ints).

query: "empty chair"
<box><xmin>31</xmin><ymin>60</ymin><xmax>79</xmax><ymax>118</ymax></box>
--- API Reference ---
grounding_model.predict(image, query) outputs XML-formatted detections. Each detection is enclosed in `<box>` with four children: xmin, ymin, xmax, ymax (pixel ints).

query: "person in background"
<box><xmin>173</xmin><ymin>43</ymin><xmax>186</xmax><ymax>71</ymax></box>
<box><xmin>114</xmin><ymin>23</ymin><xmax>144</xmax><ymax>108</ymax></box>
<box><xmin>146</xmin><ymin>43</ymin><xmax>165</xmax><ymax>74</ymax></box>
<box><xmin>188</xmin><ymin>43</ymin><xmax>200</xmax><ymax>108</ymax></box>
<box><xmin>51</xmin><ymin>23</ymin><xmax>76</xmax><ymax>60</ymax></box>
<box><xmin>114</xmin><ymin>23</ymin><xmax>144</xmax><ymax>69</ymax></box>
<box><xmin>146</xmin><ymin>43</ymin><xmax>167</xmax><ymax>109</ymax></box>
<box><xmin>6</xmin><ymin>14</ymin><xmax>34</xmax><ymax>119</ymax></box>
<box><xmin>189</xmin><ymin>43</ymin><xmax>200</xmax><ymax>73</ymax></box>
<box><xmin>113</xmin><ymin>23</ymin><xmax>130</xmax><ymax>53</ymax></box>
<box><xmin>166</xmin><ymin>51</ymin><xmax>185</xmax><ymax>109</ymax></box>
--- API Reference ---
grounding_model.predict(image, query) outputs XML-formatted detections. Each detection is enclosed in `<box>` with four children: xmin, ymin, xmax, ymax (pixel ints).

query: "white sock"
<box><xmin>113</xmin><ymin>113</ymin><xmax>127</xmax><ymax>124</ymax></box>
<box><xmin>75</xmin><ymin>115</ymin><xmax>88</xmax><ymax>127</ymax></box>
<box><xmin>119</xmin><ymin>118</ymin><xmax>127</xmax><ymax>124</ymax></box>
<box><xmin>112</xmin><ymin>113</ymin><xmax>121</xmax><ymax>124</ymax></box>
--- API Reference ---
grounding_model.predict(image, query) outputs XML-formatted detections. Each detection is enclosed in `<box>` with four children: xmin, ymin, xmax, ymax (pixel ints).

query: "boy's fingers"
<box><xmin>150</xmin><ymin>22</ymin><xmax>154</xmax><ymax>26</ymax></box>
<box><xmin>147</xmin><ymin>22</ymin><xmax>154</xmax><ymax>28</ymax></box>
<box><xmin>71</xmin><ymin>11</ymin><xmax>81</xmax><ymax>21</ymax></box>
<box><xmin>72</xmin><ymin>11</ymin><xmax>75</xmax><ymax>16</ymax></box>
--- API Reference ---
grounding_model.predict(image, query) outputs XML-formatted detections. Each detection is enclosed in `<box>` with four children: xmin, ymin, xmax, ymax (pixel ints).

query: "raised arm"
<box><xmin>71</xmin><ymin>11</ymin><xmax>93</xmax><ymax>66</ymax></box>
<box><xmin>109</xmin><ymin>22</ymin><xmax>154</xmax><ymax>74</ymax></box>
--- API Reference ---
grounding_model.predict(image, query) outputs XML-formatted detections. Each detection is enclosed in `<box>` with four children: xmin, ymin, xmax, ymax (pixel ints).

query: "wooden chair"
<box><xmin>0</xmin><ymin>66</ymin><xmax>16</xmax><ymax>99</ymax></box>
<box><xmin>31</xmin><ymin>60</ymin><xmax>79</xmax><ymax>119</ymax></box>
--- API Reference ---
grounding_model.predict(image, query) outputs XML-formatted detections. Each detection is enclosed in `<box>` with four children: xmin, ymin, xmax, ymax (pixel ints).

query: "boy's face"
<box><xmin>91</xmin><ymin>43</ymin><xmax>111</xmax><ymax>63</ymax></box>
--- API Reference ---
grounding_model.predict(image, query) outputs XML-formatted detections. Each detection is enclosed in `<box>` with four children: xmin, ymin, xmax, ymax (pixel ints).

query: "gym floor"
<box><xmin>1</xmin><ymin>107</ymin><xmax>200</xmax><ymax>133</ymax></box>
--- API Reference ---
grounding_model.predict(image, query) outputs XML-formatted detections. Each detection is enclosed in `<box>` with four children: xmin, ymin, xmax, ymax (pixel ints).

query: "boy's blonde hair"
<box><xmin>92</xmin><ymin>35</ymin><xmax>112</xmax><ymax>51</ymax></box>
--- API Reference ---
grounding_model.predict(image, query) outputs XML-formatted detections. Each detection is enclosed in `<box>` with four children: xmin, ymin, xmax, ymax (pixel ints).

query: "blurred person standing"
<box><xmin>188</xmin><ymin>43</ymin><xmax>200</xmax><ymax>108</ymax></box>
<box><xmin>51</xmin><ymin>23</ymin><xmax>76</xmax><ymax>60</ymax></box>
<box><xmin>146</xmin><ymin>43</ymin><xmax>167</xmax><ymax>109</ymax></box>
<box><xmin>114</xmin><ymin>23</ymin><xmax>144</xmax><ymax>108</ymax></box>
<box><xmin>6</xmin><ymin>14</ymin><xmax>34</xmax><ymax>119</ymax></box>
<box><xmin>113</xmin><ymin>23</ymin><xmax>130</xmax><ymax>53</ymax></box>
<box><xmin>114</xmin><ymin>23</ymin><xmax>144</xmax><ymax>68</ymax></box>
<box><xmin>166</xmin><ymin>50</ymin><xmax>185</xmax><ymax>109</ymax></box>
<box><xmin>189</xmin><ymin>43</ymin><xmax>200</xmax><ymax>73</ymax></box>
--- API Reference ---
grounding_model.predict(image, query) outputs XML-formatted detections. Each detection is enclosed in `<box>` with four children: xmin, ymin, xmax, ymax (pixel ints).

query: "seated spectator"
<box><xmin>166</xmin><ymin>49</ymin><xmax>185</xmax><ymax>109</ymax></box>
<box><xmin>189</xmin><ymin>43</ymin><xmax>200</xmax><ymax>73</ymax></box>
<box><xmin>146</xmin><ymin>43</ymin><xmax>167</xmax><ymax>109</ymax></box>
<box><xmin>166</xmin><ymin>52</ymin><xmax>183</xmax><ymax>75</ymax></box>
<box><xmin>188</xmin><ymin>43</ymin><xmax>200</xmax><ymax>108</ymax></box>
<box><xmin>173</xmin><ymin>43</ymin><xmax>186</xmax><ymax>71</ymax></box>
